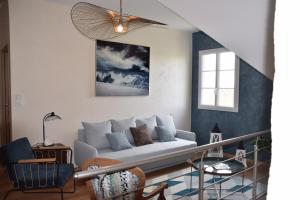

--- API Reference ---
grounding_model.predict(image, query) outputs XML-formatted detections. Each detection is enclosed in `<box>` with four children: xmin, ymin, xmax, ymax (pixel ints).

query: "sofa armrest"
<box><xmin>74</xmin><ymin>140</ymin><xmax>97</xmax><ymax>167</ymax></box>
<box><xmin>175</xmin><ymin>130</ymin><xmax>196</xmax><ymax>141</ymax></box>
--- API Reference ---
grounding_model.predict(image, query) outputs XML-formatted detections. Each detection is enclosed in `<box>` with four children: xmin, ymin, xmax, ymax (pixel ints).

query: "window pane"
<box><xmin>201</xmin><ymin>89</ymin><xmax>215</xmax><ymax>106</ymax></box>
<box><xmin>201</xmin><ymin>71</ymin><xmax>216</xmax><ymax>88</ymax></box>
<box><xmin>202</xmin><ymin>54</ymin><xmax>216</xmax><ymax>71</ymax></box>
<box><xmin>219</xmin><ymin>70</ymin><xmax>235</xmax><ymax>88</ymax></box>
<box><xmin>217</xmin><ymin>89</ymin><xmax>234</xmax><ymax>107</ymax></box>
<box><xmin>220</xmin><ymin>52</ymin><xmax>235</xmax><ymax>70</ymax></box>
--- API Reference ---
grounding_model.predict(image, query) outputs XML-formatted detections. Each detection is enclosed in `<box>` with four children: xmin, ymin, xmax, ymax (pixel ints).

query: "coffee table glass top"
<box><xmin>193</xmin><ymin>157</ymin><xmax>245</xmax><ymax>176</ymax></box>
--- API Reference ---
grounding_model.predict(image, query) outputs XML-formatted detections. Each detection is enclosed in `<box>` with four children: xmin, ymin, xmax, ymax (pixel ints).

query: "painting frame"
<box><xmin>95</xmin><ymin>40</ymin><xmax>150</xmax><ymax>96</ymax></box>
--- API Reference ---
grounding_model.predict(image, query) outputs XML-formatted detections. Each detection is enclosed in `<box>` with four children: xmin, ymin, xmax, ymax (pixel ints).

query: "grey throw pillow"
<box><xmin>111</xmin><ymin>118</ymin><xmax>136</xmax><ymax>145</ymax></box>
<box><xmin>156</xmin><ymin>126</ymin><xmax>176</xmax><ymax>142</ymax></box>
<box><xmin>82</xmin><ymin>121</ymin><xmax>112</xmax><ymax>149</ymax></box>
<box><xmin>136</xmin><ymin>115</ymin><xmax>158</xmax><ymax>140</ymax></box>
<box><xmin>106</xmin><ymin>132</ymin><xmax>132</xmax><ymax>151</ymax></box>
<box><xmin>156</xmin><ymin>115</ymin><xmax>176</xmax><ymax>135</ymax></box>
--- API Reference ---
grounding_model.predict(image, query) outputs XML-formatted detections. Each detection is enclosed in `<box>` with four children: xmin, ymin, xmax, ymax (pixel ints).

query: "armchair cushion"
<box><xmin>88</xmin><ymin>165</ymin><xmax>140</xmax><ymax>200</ymax></box>
<box><xmin>1</xmin><ymin>137</ymin><xmax>35</xmax><ymax>164</ymax></box>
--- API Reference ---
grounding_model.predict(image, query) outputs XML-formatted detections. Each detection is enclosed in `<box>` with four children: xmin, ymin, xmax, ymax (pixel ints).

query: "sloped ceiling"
<box><xmin>58</xmin><ymin>0</ymin><xmax>197</xmax><ymax>31</ymax></box>
<box><xmin>158</xmin><ymin>0</ymin><xmax>275</xmax><ymax>79</ymax></box>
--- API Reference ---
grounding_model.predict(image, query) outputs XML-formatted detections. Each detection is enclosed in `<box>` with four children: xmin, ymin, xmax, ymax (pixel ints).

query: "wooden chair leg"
<box><xmin>60</xmin><ymin>188</ymin><xmax>64</xmax><ymax>200</ymax></box>
<box><xmin>158</xmin><ymin>190</ymin><xmax>166</xmax><ymax>200</ymax></box>
<box><xmin>3</xmin><ymin>189</ymin><xmax>13</xmax><ymax>200</ymax></box>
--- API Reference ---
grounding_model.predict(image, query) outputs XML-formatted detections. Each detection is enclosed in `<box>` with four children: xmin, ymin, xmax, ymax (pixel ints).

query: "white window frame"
<box><xmin>198</xmin><ymin>48</ymin><xmax>240</xmax><ymax>112</ymax></box>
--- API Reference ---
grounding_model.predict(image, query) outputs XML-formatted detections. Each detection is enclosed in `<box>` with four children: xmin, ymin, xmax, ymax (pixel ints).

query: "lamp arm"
<box><xmin>43</xmin><ymin>119</ymin><xmax>45</xmax><ymax>145</ymax></box>
<box><xmin>42</xmin><ymin>112</ymin><xmax>52</xmax><ymax>145</ymax></box>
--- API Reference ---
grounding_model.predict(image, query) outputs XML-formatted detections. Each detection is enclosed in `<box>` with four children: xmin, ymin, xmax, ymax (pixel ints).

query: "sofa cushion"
<box><xmin>156</xmin><ymin>115</ymin><xmax>176</xmax><ymax>135</ymax></box>
<box><xmin>82</xmin><ymin>121</ymin><xmax>112</xmax><ymax>149</ymax></box>
<box><xmin>130</xmin><ymin>125</ymin><xmax>153</xmax><ymax>146</ymax></box>
<box><xmin>98</xmin><ymin>138</ymin><xmax>197</xmax><ymax>163</ymax></box>
<box><xmin>156</xmin><ymin>126</ymin><xmax>176</xmax><ymax>142</ymax></box>
<box><xmin>111</xmin><ymin>118</ymin><xmax>136</xmax><ymax>145</ymax></box>
<box><xmin>106</xmin><ymin>132</ymin><xmax>132</xmax><ymax>151</ymax></box>
<box><xmin>136</xmin><ymin>116</ymin><xmax>158</xmax><ymax>139</ymax></box>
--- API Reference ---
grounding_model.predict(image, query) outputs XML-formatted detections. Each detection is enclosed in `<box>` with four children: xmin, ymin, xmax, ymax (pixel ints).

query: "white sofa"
<box><xmin>74</xmin><ymin>116</ymin><xmax>197</xmax><ymax>172</ymax></box>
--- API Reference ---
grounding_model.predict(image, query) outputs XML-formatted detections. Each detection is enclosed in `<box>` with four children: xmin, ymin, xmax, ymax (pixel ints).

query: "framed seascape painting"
<box><xmin>96</xmin><ymin>40</ymin><xmax>150</xmax><ymax>96</ymax></box>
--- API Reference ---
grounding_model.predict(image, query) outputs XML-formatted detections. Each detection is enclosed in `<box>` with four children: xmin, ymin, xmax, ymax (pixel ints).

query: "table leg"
<box><xmin>219</xmin><ymin>175</ymin><xmax>222</xmax><ymax>197</ymax></box>
<box><xmin>242</xmin><ymin>172</ymin><xmax>245</xmax><ymax>193</ymax></box>
<box><xmin>190</xmin><ymin>166</ymin><xmax>193</xmax><ymax>192</ymax></box>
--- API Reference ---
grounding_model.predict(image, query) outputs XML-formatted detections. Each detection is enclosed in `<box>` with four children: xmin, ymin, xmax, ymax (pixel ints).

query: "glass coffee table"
<box><xmin>189</xmin><ymin>157</ymin><xmax>246</xmax><ymax>197</ymax></box>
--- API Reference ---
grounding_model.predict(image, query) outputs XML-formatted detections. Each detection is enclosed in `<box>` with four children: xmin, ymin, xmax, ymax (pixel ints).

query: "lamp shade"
<box><xmin>44</xmin><ymin>112</ymin><xmax>61</xmax><ymax>121</ymax></box>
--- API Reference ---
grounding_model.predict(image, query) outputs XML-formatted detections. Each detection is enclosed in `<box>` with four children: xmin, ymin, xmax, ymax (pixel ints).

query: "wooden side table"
<box><xmin>32</xmin><ymin>143</ymin><xmax>72</xmax><ymax>164</ymax></box>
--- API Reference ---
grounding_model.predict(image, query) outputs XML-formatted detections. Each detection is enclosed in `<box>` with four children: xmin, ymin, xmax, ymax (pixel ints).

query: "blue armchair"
<box><xmin>0</xmin><ymin>137</ymin><xmax>75</xmax><ymax>200</ymax></box>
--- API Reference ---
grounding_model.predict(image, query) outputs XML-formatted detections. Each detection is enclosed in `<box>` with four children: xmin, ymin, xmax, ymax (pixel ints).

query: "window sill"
<box><xmin>198</xmin><ymin>105</ymin><xmax>239</xmax><ymax>113</ymax></box>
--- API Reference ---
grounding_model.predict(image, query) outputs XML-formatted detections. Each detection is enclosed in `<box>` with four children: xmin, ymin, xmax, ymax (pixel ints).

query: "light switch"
<box><xmin>14</xmin><ymin>94</ymin><xmax>24</xmax><ymax>107</ymax></box>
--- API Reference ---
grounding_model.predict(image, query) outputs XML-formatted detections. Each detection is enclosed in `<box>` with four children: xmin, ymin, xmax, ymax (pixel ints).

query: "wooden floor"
<box><xmin>0</xmin><ymin>162</ymin><xmax>270</xmax><ymax>200</ymax></box>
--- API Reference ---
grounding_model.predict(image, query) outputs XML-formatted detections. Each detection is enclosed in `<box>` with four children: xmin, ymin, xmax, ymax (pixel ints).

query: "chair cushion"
<box><xmin>156</xmin><ymin>126</ymin><xmax>176</xmax><ymax>142</ymax></box>
<box><xmin>156</xmin><ymin>115</ymin><xmax>176</xmax><ymax>135</ymax></box>
<box><xmin>0</xmin><ymin>137</ymin><xmax>35</xmax><ymax>165</ymax></box>
<box><xmin>130</xmin><ymin>125</ymin><xmax>153</xmax><ymax>146</ymax></box>
<box><xmin>111</xmin><ymin>118</ymin><xmax>136</xmax><ymax>145</ymax></box>
<box><xmin>106</xmin><ymin>132</ymin><xmax>133</xmax><ymax>151</ymax></box>
<box><xmin>136</xmin><ymin>115</ymin><xmax>158</xmax><ymax>140</ymax></box>
<box><xmin>82</xmin><ymin>121</ymin><xmax>112</xmax><ymax>149</ymax></box>
<box><xmin>87</xmin><ymin>165</ymin><xmax>140</xmax><ymax>200</ymax></box>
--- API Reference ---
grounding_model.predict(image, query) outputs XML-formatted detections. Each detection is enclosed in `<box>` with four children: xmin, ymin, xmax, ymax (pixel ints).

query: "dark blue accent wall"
<box><xmin>192</xmin><ymin>31</ymin><xmax>273</xmax><ymax>146</ymax></box>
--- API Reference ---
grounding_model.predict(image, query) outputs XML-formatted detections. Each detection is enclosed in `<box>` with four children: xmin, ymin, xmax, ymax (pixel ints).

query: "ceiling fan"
<box><xmin>71</xmin><ymin>0</ymin><xmax>167</xmax><ymax>40</ymax></box>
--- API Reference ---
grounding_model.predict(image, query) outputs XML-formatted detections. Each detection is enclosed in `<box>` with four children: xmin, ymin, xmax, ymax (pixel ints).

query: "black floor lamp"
<box><xmin>43</xmin><ymin>112</ymin><xmax>61</xmax><ymax>146</ymax></box>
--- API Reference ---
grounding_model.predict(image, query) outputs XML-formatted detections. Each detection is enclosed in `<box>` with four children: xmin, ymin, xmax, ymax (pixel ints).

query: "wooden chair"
<box><xmin>82</xmin><ymin>158</ymin><xmax>168</xmax><ymax>200</ymax></box>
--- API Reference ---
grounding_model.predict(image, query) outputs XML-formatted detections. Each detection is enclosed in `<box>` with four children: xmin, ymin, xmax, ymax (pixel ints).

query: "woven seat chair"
<box><xmin>0</xmin><ymin>137</ymin><xmax>75</xmax><ymax>200</ymax></box>
<box><xmin>82</xmin><ymin>158</ymin><xmax>168</xmax><ymax>200</ymax></box>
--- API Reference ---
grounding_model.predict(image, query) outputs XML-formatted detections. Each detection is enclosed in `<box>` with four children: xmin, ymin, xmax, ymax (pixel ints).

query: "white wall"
<box><xmin>158</xmin><ymin>0</ymin><xmax>275</xmax><ymax>80</ymax></box>
<box><xmin>269</xmin><ymin>1</ymin><xmax>300</xmax><ymax>198</ymax></box>
<box><xmin>8</xmin><ymin>0</ymin><xmax>192</xmax><ymax>148</ymax></box>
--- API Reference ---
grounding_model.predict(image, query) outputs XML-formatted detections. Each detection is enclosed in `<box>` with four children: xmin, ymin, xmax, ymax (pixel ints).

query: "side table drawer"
<box><xmin>34</xmin><ymin>149</ymin><xmax>68</xmax><ymax>164</ymax></box>
<box><xmin>32</xmin><ymin>143</ymin><xmax>72</xmax><ymax>164</ymax></box>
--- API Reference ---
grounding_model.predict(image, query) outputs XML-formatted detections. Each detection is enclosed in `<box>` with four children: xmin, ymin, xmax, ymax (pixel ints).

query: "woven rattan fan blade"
<box><xmin>71</xmin><ymin>2</ymin><xmax>167</xmax><ymax>40</ymax></box>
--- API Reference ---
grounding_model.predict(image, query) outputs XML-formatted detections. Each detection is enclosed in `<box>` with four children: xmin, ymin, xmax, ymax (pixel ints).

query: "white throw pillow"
<box><xmin>136</xmin><ymin>115</ymin><xmax>158</xmax><ymax>140</ymax></box>
<box><xmin>82</xmin><ymin>121</ymin><xmax>112</xmax><ymax>149</ymax></box>
<box><xmin>156</xmin><ymin>115</ymin><xmax>176</xmax><ymax>135</ymax></box>
<box><xmin>111</xmin><ymin>118</ymin><xmax>136</xmax><ymax>144</ymax></box>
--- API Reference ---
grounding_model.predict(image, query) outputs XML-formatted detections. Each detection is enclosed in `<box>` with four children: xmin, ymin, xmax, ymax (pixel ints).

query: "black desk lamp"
<box><xmin>43</xmin><ymin>112</ymin><xmax>61</xmax><ymax>146</ymax></box>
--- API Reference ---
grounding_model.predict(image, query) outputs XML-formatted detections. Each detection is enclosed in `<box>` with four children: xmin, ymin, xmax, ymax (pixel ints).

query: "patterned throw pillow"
<box><xmin>88</xmin><ymin>165</ymin><xmax>140</xmax><ymax>200</ymax></box>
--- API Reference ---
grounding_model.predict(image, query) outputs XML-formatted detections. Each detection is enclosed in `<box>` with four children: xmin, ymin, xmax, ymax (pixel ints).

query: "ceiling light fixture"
<box><xmin>71</xmin><ymin>0</ymin><xmax>167</xmax><ymax>40</ymax></box>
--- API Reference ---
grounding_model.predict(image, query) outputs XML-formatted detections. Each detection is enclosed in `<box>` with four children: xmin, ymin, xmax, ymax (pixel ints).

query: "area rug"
<box><xmin>144</xmin><ymin>167</ymin><xmax>267</xmax><ymax>200</ymax></box>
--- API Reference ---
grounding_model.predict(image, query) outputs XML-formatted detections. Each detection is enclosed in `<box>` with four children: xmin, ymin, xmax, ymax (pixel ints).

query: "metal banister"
<box><xmin>74</xmin><ymin>129</ymin><xmax>270</xmax><ymax>180</ymax></box>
